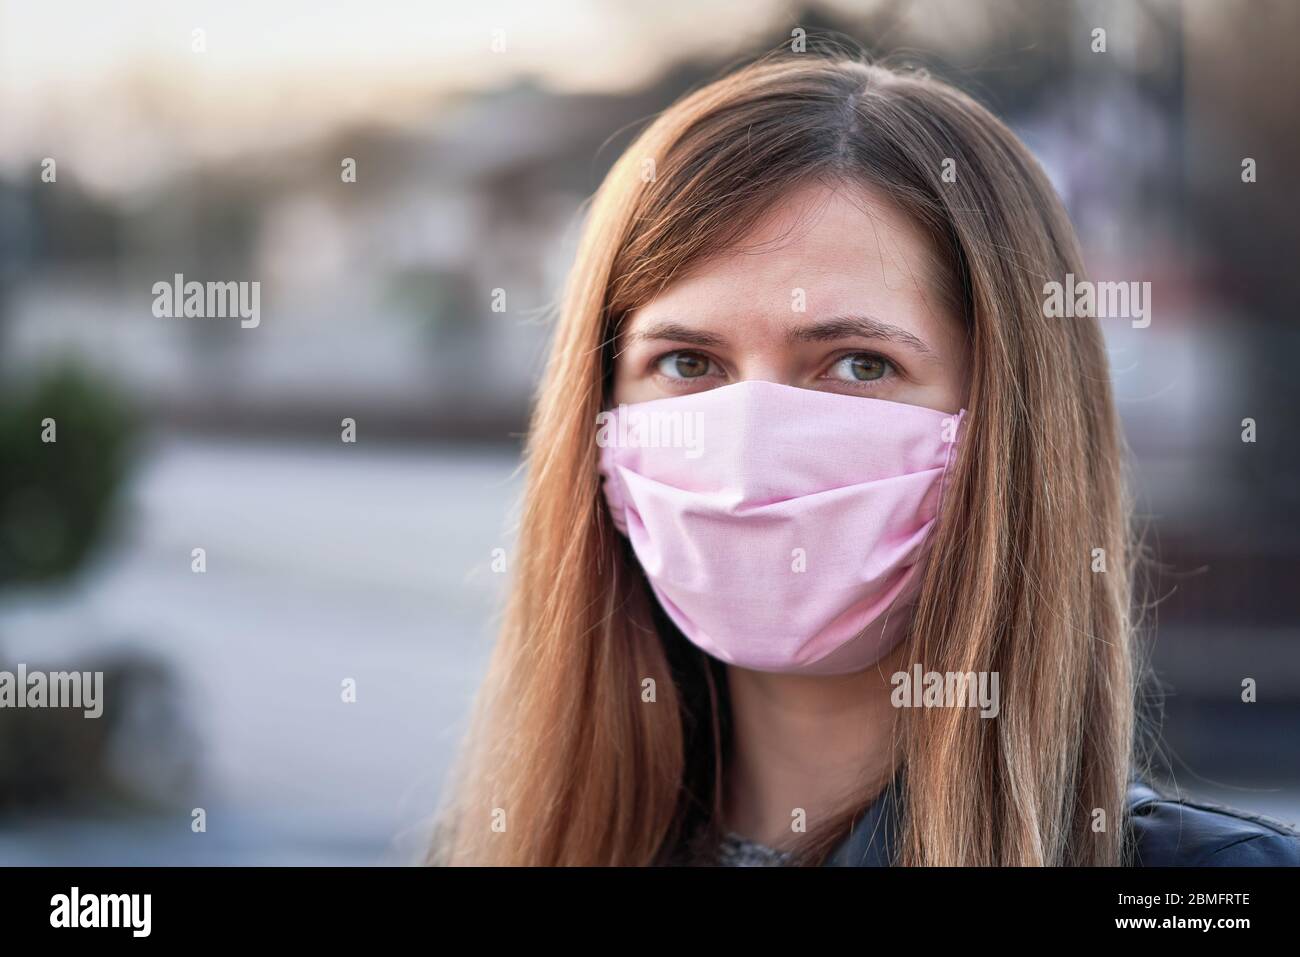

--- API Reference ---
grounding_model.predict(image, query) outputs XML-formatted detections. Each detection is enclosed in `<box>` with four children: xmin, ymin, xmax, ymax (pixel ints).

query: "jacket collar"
<box><xmin>823</xmin><ymin>771</ymin><xmax>902</xmax><ymax>867</ymax></box>
<box><xmin>823</xmin><ymin>774</ymin><xmax>1165</xmax><ymax>866</ymax></box>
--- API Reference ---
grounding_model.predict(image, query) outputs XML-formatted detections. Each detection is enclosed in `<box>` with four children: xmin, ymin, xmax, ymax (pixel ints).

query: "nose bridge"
<box><xmin>735</xmin><ymin>364</ymin><xmax>792</xmax><ymax>386</ymax></box>
<box><xmin>729</xmin><ymin>327</ymin><xmax>799</xmax><ymax>387</ymax></box>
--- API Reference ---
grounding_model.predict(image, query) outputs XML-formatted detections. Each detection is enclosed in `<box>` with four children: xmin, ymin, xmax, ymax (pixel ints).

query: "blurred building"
<box><xmin>1</xmin><ymin>0</ymin><xmax>1297</xmax><ymax>862</ymax></box>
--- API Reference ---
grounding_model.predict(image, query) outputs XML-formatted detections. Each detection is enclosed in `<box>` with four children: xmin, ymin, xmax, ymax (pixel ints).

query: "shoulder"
<box><xmin>1126</xmin><ymin>781</ymin><xmax>1300</xmax><ymax>867</ymax></box>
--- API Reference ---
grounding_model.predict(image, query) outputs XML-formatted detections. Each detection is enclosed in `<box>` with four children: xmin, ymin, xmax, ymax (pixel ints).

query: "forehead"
<box><xmin>623</xmin><ymin>180</ymin><xmax>957</xmax><ymax>334</ymax></box>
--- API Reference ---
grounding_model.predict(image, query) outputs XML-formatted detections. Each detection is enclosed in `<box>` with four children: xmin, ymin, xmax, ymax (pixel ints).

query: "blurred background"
<box><xmin>1</xmin><ymin>0</ymin><xmax>1297</xmax><ymax>864</ymax></box>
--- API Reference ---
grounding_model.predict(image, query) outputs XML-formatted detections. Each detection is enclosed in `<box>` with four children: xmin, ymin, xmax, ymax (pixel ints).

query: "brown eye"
<box><xmin>657</xmin><ymin>351</ymin><xmax>712</xmax><ymax>379</ymax></box>
<box><xmin>826</xmin><ymin>351</ymin><xmax>889</xmax><ymax>384</ymax></box>
<box><xmin>829</xmin><ymin>354</ymin><xmax>892</xmax><ymax>383</ymax></box>
<box><xmin>850</xmin><ymin>356</ymin><xmax>885</xmax><ymax>380</ymax></box>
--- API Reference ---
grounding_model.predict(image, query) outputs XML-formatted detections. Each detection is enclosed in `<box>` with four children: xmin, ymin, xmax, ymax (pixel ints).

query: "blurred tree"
<box><xmin>0</xmin><ymin>363</ymin><xmax>137</xmax><ymax>584</ymax></box>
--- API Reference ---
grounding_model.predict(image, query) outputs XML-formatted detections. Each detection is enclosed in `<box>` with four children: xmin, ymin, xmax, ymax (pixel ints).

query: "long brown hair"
<box><xmin>431</xmin><ymin>48</ymin><xmax>1140</xmax><ymax>866</ymax></box>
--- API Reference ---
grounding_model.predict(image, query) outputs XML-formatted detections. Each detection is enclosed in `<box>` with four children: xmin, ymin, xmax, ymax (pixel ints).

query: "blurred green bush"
<box><xmin>0</xmin><ymin>362</ymin><xmax>137</xmax><ymax>584</ymax></box>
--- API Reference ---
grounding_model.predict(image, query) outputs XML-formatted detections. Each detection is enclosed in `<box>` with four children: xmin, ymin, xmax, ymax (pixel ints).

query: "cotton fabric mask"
<box><xmin>598</xmin><ymin>379</ymin><xmax>964</xmax><ymax>675</ymax></box>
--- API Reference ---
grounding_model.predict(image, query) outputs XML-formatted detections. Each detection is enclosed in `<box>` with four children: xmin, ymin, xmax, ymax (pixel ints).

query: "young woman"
<box><xmin>431</xmin><ymin>52</ymin><xmax>1300</xmax><ymax>866</ymax></box>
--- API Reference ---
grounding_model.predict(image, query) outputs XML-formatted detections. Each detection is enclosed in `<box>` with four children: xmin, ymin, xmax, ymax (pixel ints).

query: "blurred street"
<box><xmin>2</xmin><ymin>0</ymin><xmax>1298</xmax><ymax>862</ymax></box>
<box><xmin>0</xmin><ymin>437</ymin><xmax>520</xmax><ymax>863</ymax></box>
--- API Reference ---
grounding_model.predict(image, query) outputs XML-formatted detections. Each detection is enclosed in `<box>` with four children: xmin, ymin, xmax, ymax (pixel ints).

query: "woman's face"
<box><xmin>612</xmin><ymin>181</ymin><xmax>970</xmax><ymax>413</ymax></box>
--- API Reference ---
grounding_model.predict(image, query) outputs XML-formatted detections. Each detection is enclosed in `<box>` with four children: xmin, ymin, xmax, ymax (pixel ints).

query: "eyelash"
<box><xmin>650</xmin><ymin>349</ymin><xmax>899</xmax><ymax>390</ymax></box>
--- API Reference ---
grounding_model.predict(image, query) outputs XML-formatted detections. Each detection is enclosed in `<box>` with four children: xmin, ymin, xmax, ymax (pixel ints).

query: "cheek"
<box><xmin>935</xmin><ymin>344</ymin><xmax>971</xmax><ymax>412</ymax></box>
<box><xmin>609</xmin><ymin>352</ymin><xmax>646</xmax><ymax>406</ymax></box>
<box><xmin>919</xmin><ymin>312</ymin><xmax>970</xmax><ymax>411</ymax></box>
<box><xmin>610</xmin><ymin>370</ymin><xmax>631</xmax><ymax>406</ymax></box>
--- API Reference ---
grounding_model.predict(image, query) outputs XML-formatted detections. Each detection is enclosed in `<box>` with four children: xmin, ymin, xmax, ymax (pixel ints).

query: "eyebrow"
<box><xmin>789</xmin><ymin>314</ymin><xmax>938</xmax><ymax>359</ymax></box>
<box><xmin>624</xmin><ymin>321</ymin><xmax>728</xmax><ymax>348</ymax></box>
<box><xmin>626</xmin><ymin>315</ymin><xmax>938</xmax><ymax>359</ymax></box>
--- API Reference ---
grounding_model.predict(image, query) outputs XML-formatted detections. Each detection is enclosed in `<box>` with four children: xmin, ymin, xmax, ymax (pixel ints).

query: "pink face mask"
<box><xmin>598</xmin><ymin>379</ymin><xmax>965</xmax><ymax>675</ymax></box>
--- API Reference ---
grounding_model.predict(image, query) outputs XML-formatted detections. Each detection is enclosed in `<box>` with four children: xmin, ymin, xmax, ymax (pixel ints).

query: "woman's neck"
<box><xmin>721</xmin><ymin>640</ymin><xmax>908</xmax><ymax>848</ymax></box>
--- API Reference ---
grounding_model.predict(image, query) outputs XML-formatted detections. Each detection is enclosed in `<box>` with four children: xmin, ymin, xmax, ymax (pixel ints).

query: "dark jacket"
<box><xmin>824</xmin><ymin>778</ymin><xmax>1300</xmax><ymax>866</ymax></box>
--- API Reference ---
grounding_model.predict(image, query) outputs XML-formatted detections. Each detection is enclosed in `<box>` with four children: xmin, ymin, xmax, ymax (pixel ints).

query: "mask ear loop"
<box><xmin>935</xmin><ymin>409</ymin><xmax>966</xmax><ymax>519</ymax></box>
<box><xmin>597</xmin><ymin>443</ymin><xmax>632</xmax><ymax>537</ymax></box>
<box><xmin>863</xmin><ymin>412</ymin><xmax>966</xmax><ymax>804</ymax></box>
<box><xmin>868</xmin><ymin>408</ymin><xmax>967</xmax><ymax>681</ymax></box>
